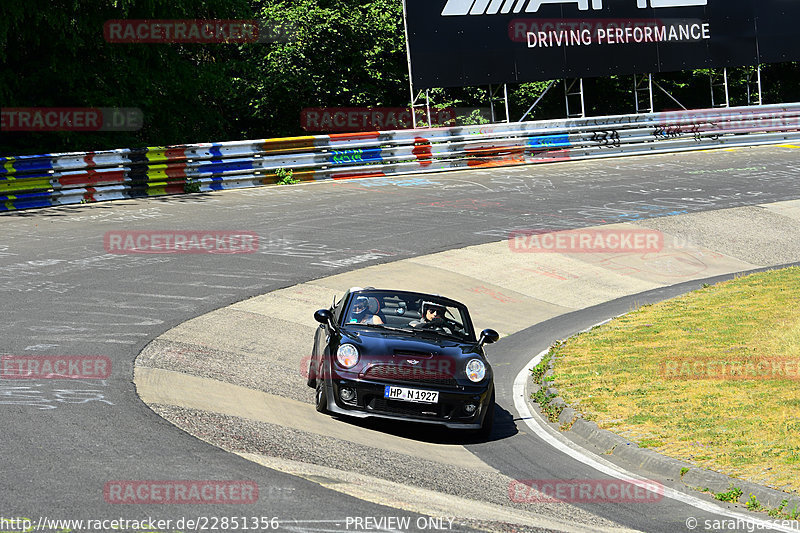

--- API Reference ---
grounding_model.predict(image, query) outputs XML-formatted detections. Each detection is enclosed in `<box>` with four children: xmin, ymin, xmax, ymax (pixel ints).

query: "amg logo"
<box><xmin>442</xmin><ymin>0</ymin><xmax>707</xmax><ymax>16</ymax></box>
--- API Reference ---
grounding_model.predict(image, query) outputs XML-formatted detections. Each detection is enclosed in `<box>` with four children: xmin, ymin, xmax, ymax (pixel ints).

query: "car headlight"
<box><xmin>466</xmin><ymin>359</ymin><xmax>486</xmax><ymax>382</ymax></box>
<box><xmin>336</xmin><ymin>344</ymin><xmax>359</xmax><ymax>368</ymax></box>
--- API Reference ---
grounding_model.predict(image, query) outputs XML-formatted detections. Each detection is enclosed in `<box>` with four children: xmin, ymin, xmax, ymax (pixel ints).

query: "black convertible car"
<box><xmin>307</xmin><ymin>287</ymin><xmax>499</xmax><ymax>436</ymax></box>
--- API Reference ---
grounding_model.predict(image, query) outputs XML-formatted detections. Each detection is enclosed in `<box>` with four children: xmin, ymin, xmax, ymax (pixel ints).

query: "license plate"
<box><xmin>384</xmin><ymin>386</ymin><xmax>439</xmax><ymax>404</ymax></box>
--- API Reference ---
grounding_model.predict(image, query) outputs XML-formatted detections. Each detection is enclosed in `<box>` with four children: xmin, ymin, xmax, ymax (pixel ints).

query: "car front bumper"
<box><xmin>323</xmin><ymin>376</ymin><xmax>493</xmax><ymax>429</ymax></box>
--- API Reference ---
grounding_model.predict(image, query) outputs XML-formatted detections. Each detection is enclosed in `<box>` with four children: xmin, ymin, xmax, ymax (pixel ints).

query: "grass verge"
<box><xmin>541</xmin><ymin>266</ymin><xmax>800</xmax><ymax>495</ymax></box>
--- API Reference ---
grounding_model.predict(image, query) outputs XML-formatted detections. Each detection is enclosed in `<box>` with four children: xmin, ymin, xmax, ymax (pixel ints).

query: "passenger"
<box><xmin>349</xmin><ymin>296</ymin><xmax>384</xmax><ymax>325</ymax></box>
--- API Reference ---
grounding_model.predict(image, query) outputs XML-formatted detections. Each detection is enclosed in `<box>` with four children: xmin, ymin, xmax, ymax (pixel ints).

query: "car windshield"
<box><xmin>342</xmin><ymin>290</ymin><xmax>475</xmax><ymax>341</ymax></box>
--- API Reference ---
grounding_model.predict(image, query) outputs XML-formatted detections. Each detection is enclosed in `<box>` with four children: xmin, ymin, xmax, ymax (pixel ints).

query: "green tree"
<box><xmin>0</xmin><ymin>0</ymin><xmax>253</xmax><ymax>155</ymax></box>
<box><xmin>238</xmin><ymin>0</ymin><xmax>408</xmax><ymax>138</ymax></box>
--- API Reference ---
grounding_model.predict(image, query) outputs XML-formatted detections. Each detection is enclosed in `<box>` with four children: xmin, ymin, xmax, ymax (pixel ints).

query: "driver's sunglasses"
<box><xmin>428</xmin><ymin>308</ymin><xmax>444</xmax><ymax>316</ymax></box>
<box><xmin>354</xmin><ymin>304</ymin><xmax>366</xmax><ymax>311</ymax></box>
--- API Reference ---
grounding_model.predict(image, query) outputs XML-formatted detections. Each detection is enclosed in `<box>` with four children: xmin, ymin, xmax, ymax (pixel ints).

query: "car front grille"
<box><xmin>366</xmin><ymin>397</ymin><xmax>449</xmax><ymax>419</ymax></box>
<box><xmin>362</xmin><ymin>364</ymin><xmax>458</xmax><ymax>388</ymax></box>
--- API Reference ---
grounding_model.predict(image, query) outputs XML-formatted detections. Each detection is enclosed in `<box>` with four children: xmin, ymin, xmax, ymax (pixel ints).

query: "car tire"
<box><xmin>315</xmin><ymin>380</ymin><xmax>328</xmax><ymax>413</ymax></box>
<box><xmin>306</xmin><ymin>358</ymin><xmax>316</xmax><ymax>389</ymax></box>
<box><xmin>476</xmin><ymin>390</ymin><xmax>495</xmax><ymax>440</ymax></box>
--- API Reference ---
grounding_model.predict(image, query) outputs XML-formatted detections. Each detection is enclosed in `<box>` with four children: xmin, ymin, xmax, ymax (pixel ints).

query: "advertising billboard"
<box><xmin>403</xmin><ymin>0</ymin><xmax>800</xmax><ymax>89</ymax></box>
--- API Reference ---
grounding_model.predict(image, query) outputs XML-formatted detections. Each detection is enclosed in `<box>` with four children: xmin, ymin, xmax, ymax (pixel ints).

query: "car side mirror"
<box><xmin>479</xmin><ymin>328</ymin><xmax>500</xmax><ymax>347</ymax></box>
<box><xmin>314</xmin><ymin>309</ymin><xmax>334</xmax><ymax>325</ymax></box>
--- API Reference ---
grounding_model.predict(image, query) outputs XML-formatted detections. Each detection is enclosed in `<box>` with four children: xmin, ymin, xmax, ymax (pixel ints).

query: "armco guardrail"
<box><xmin>2</xmin><ymin>103</ymin><xmax>799</xmax><ymax>212</ymax></box>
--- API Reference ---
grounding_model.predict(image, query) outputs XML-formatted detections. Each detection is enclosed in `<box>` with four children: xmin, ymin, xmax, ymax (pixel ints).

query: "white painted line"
<box><xmin>513</xmin><ymin>347</ymin><xmax>798</xmax><ymax>532</ymax></box>
<box><xmin>97</xmin><ymin>290</ymin><xmax>214</xmax><ymax>300</ymax></box>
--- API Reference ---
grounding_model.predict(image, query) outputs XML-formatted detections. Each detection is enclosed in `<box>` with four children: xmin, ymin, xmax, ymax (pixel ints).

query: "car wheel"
<box><xmin>315</xmin><ymin>380</ymin><xmax>328</xmax><ymax>413</ymax></box>
<box><xmin>306</xmin><ymin>358</ymin><xmax>316</xmax><ymax>389</ymax></box>
<box><xmin>476</xmin><ymin>390</ymin><xmax>495</xmax><ymax>439</ymax></box>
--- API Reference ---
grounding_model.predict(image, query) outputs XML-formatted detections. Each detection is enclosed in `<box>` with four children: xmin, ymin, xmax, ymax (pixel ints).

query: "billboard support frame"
<box><xmin>710</xmin><ymin>68</ymin><xmax>731</xmax><ymax>108</ymax></box>
<box><xmin>654</xmin><ymin>80</ymin><xmax>688</xmax><ymax>110</ymax></box>
<box><xmin>565</xmin><ymin>79</ymin><xmax>586</xmax><ymax>118</ymax></box>
<box><xmin>489</xmin><ymin>84</ymin><xmax>511</xmax><ymax>124</ymax></box>
<box><xmin>518</xmin><ymin>80</ymin><xmax>557</xmax><ymax>122</ymax></box>
<box><xmin>747</xmin><ymin>65</ymin><xmax>763</xmax><ymax>106</ymax></box>
<box><xmin>401</xmin><ymin>0</ymin><xmax>423</xmax><ymax>129</ymax></box>
<box><xmin>410</xmin><ymin>89</ymin><xmax>431</xmax><ymax>129</ymax></box>
<box><xmin>634</xmin><ymin>74</ymin><xmax>655</xmax><ymax>114</ymax></box>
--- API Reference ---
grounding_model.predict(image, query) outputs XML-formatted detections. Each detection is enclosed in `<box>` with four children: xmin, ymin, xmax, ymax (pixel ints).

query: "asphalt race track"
<box><xmin>2</xmin><ymin>145</ymin><xmax>800</xmax><ymax>532</ymax></box>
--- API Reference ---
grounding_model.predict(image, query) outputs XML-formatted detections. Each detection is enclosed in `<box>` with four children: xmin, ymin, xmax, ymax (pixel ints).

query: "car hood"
<box><xmin>348</xmin><ymin>329</ymin><xmax>476</xmax><ymax>354</ymax></box>
<box><xmin>340</xmin><ymin>328</ymin><xmax>488</xmax><ymax>374</ymax></box>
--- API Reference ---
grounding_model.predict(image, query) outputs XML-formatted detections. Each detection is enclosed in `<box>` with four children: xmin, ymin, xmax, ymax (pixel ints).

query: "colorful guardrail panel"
<box><xmin>2</xmin><ymin>104</ymin><xmax>799</xmax><ymax>212</ymax></box>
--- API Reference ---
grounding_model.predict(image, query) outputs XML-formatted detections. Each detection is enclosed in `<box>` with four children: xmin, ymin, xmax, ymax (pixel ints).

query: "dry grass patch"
<box><xmin>548</xmin><ymin>267</ymin><xmax>800</xmax><ymax>493</ymax></box>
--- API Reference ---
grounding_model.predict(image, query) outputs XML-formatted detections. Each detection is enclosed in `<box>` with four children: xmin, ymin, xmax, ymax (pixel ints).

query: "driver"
<box><xmin>349</xmin><ymin>296</ymin><xmax>384</xmax><ymax>325</ymax></box>
<box><xmin>410</xmin><ymin>302</ymin><xmax>449</xmax><ymax>329</ymax></box>
<box><xmin>422</xmin><ymin>302</ymin><xmax>447</xmax><ymax>323</ymax></box>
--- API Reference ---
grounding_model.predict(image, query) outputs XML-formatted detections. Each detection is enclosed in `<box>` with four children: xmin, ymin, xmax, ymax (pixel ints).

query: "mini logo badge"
<box><xmin>441</xmin><ymin>0</ymin><xmax>707</xmax><ymax>16</ymax></box>
<box><xmin>407</xmin><ymin>360</ymin><xmax>421</xmax><ymax>365</ymax></box>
